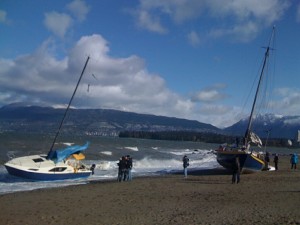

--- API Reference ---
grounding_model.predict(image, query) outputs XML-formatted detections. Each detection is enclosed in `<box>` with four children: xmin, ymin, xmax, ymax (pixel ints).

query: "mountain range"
<box><xmin>0</xmin><ymin>103</ymin><xmax>299</xmax><ymax>140</ymax></box>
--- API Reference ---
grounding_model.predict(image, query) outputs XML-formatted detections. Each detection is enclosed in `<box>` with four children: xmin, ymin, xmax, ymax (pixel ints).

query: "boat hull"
<box><xmin>4</xmin><ymin>154</ymin><xmax>92</xmax><ymax>181</ymax></box>
<box><xmin>216</xmin><ymin>150</ymin><xmax>265</xmax><ymax>174</ymax></box>
<box><xmin>5</xmin><ymin>164</ymin><xmax>91</xmax><ymax>181</ymax></box>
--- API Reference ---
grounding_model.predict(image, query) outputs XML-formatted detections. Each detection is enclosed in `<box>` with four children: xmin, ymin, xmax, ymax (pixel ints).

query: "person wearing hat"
<box><xmin>182</xmin><ymin>155</ymin><xmax>189</xmax><ymax>178</ymax></box>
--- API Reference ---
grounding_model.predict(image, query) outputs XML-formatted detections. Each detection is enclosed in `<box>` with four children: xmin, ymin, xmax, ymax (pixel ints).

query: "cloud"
<box><xmin>1</xmin><ymin>33</ymin><xmax>251</xmax><ymax>127</ymax></box>
<box><xmin>297</xmin><ymin>3</ymin><xmax>300</xmax><ymax>22</ymax></box>
<box><xmin>0</xmin><ymin>10</ymin><xmax>7</xmax><ymax>24</ymax></box>
<box><xmin>138</xmin><ymin>0</ymin><xmax>205</xmax><ymax>24</ymax></box>
<box><xmin>284</xmin><ymin>117</ymin><xmax>300</xmax><ymax>125</ymax></box>
<box><xmin>2</xmin><ymin>32</ymin><xmax>295</xmax><ymax>128</ymax></box>
<box><xmin>187</xmin><ymin>31</ymin><xmax>201</xmax><ymax>46</ymax></box>
<box><xmin>132</xmin><ymin>9</ymin><xmax>168</xmax><ymax>34</ymax></box>
<box><xmin>0</xmin><ymin>34</ymin><xmax>202</xmax><ymax>124</ymax></box>
<box><xmin>132</xmin><ymin>0</ymin><xmax>290</xmax><ymax>42</ymax></box>
<box><xmin>270</xmin><ymin>87</ymin><xmax>300</xmax><ymax>115</ymax></box>
<box><xmin>191</xmin><ymin>84</ymin><xmax>228</xmax><ymax>103</ymax></box>
<box><xmin>208</xmin><ymin>21</ymin><xmax>260</xmax><ymax>42</ymax></box>
<box><xmin>67</xmin><ymin>0</ymin><xmax>90</xmax><ymax>22</ymax></box>
<box><xmin>44</xmin><ymin>11</ymin><xmax>73</xmax><ymax>38</ymax></box>
<box><xmin>130</xmin><ymin>0</ymin><xmax>202</xmax><ymax>33</ymax></box>
<box><xmin>196</xmin><ymin>104</ymin><xmax>244</xmax><ymax>128</ymax></box>
<box><xmin>206</xmin><ymin>0</ymin><xmax>289</xmax><ymax>41</ymax></box>
<box><xmin>0</xmin><ymin>9</ymin><xmax>12</xmax><ymax>25</ymax></box>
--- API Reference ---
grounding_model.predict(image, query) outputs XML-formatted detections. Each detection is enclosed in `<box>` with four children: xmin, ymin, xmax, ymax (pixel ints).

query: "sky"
<box><xmin>1</xmin><ymin>0</ymin><xmax>300</xmax><ymax>128</ymax></box>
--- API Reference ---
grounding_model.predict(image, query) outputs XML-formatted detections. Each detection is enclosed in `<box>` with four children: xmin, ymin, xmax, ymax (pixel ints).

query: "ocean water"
<box><xmin>0</xmin><ymin>137</ymin><xmax>220</xmax><ymax>195</ymax></box>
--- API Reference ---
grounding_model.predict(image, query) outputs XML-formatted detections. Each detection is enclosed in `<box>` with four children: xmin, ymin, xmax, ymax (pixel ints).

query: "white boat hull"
<box><xmin>5</xmin><ymin>154</ymin><xmax>91</xmax><ymax>181</ymax></box>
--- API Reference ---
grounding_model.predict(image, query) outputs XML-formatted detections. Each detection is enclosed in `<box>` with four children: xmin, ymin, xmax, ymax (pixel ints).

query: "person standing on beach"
<box><xmin>232</xmin><ymin>155</ymin><xmax>240</xmax><ymax>184</ymax></box>
<box><xmin>290</xmin><ymin>153</ymin><xmax>298</xmax><ymax>170</ymax></box>
<box><xmin>183</xmin><ymin>155</ymin><xmax>189</xmax><ymax>178</ymax></box>
<box><xmin>264</xmin><ymin>152</ymin><xmax>270</xmax><ymax>170</ymax></box>
<box><xmin>126</xmin><ymin>155</ymin><xmax>133</xmax><ymax>181</ymax></box>
<box><xmin>117</xmin><ymin>156</ymin><xmax>127</xmax><ymax>182</ymax></box>
<box><xmin>273</xmin><ymin>154</ymin><xmax>279</xmax><ymax>171</ymax></box>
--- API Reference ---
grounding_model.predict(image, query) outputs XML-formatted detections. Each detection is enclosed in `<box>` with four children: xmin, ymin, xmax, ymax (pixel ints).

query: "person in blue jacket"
<box><xmin>290</xmin><ymin>153</ymin><xmax>298</xmax><ymax>170</ymax></box>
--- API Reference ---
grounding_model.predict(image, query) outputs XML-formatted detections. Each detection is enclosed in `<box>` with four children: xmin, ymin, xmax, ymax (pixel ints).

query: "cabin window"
<box><xmin>29</xmin><ymin>168</ymin><xmax>39</xmax><ymax>171</ymax></box>
<box><xmin>33</xmin><ymin>158</ymin><xmax>44</xmax><ymax>163</ymax></box>
<box><xmin>49</xmin><ymin>167</ymin><xmax>67</xmax><ymax>172</ymax></box>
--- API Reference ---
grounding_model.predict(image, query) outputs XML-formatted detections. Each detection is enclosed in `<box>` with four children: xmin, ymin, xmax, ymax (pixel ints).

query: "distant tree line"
<box><xmin>119</xmin><ymin>130</ymin><xmax>291</xmax><ymax>147</ymax></box>
<box><xmin>119</xmin><ymin>131</ymin><xmax>236</xmax><ymax>143</ymax></box>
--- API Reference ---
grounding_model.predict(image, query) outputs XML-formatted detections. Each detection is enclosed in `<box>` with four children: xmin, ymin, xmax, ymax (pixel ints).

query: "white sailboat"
<box><xmin>5</xmin><ymin>57</ymin><xmax>95</xmax><ymax>180</ymax></box>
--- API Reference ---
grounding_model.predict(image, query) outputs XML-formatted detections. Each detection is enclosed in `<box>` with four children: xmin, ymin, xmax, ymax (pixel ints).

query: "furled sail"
<box><xmin>47</xmin><ymin>142</ymin><xmax>90</xmax><ymax>163</ymax></box>
<box><xmin>249</xmin><ymin>132</ymin><xmax>262</xmax><ymax>147</ymax></box>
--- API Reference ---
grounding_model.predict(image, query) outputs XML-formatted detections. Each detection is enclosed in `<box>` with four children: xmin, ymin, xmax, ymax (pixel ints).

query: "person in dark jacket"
<box><xmin>117</xmin><ymin>156</ymin><xmax>127</xmax><ymax>182</ymax></box>
<box><xmin>264</xmin><ymin>152</ymin><xmax>270</xmax><ymax>170</ymax></box>
<box><xmin>182</xmin><ymin>155</ymin><xmax>189</xmax><ymax>178</ymax></box>
<box><xmin>273</xmin><ymin>154</ymin><xmax>279</xmax><ymax>171</ymax></box>
<box><xmin>232</xmin><ymin>155</ymin><xmax>240</xmax><ymax>184</ymax></box>
<box><xmin>126</xmin><ymin>155</ymin><xmax>133</xmax><ymax>181</ymax></box>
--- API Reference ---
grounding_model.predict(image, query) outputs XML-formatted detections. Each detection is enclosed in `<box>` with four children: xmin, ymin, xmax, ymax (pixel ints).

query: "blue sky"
<box><xmin>1</xmin><ymin>0</ymin><xmax>300</xmax><ymax>128</ymax></box>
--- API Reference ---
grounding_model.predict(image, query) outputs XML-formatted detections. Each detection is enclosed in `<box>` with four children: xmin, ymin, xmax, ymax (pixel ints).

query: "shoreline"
<box><xmin>1</xmin><ymin>156</ymin><xmax>300</xmax><ymax>225</ymax></box>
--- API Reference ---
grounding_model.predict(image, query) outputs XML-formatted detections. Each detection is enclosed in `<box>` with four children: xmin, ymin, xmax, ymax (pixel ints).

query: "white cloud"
<box><xmin>1</xmin><ymin>33</ymin><xmax>250</xmax><ymax>127</ymax></box>
<box><xmin>187</xmin><ymin>31</ymin><xmax>201</xmax><ymax>46</ymax></box>
<box><xmin>132</xmin><ymin>0</ymin><xmax>290</xmax><ymax>42</ymax></box>
<box><xmin>135</xmin><ymin>9</ymin><xmax>168</xmax><ymax>34</ymax></box>
<box><xmin>191</xmin><ymin>84</ymin><xmax>228</xmax><ymax>103</ymax></box>
<box><xmin>270</xmin><ymin>87</ymin><xmax>300</xmax><ymax>115</ymax></box>
<box><xmin>2</xmin><ymin>33</ymin><xmax>296</xmax><ymax>128</ymax></box>
<box><xmin>67</xmin><ymin>0</ymin><xmax>90</xmax><ymax>22</ymax></box>
<box><xmin>297</xmin><ymin>4</ymin><xmax>300</xmax><ymax>23</ymax></box>
<box><xmin>138</xmin><ymin>0</ymin><xmax>205</xmax><ymax>24</ymax></box>
<box><xmin>0</xmin><ymin>10</ymin><xmax>7</xmax><ymax>23</ymax></box>
<box><xmin>209</xmin><ymin>21</ymin><xmax>260</xmax><ymax>42</ymax></box>
<box><xmin>196</xmin><ymin>104</ymin><xmax>244</xmax><ymax>128</ymax></box>
<box><xmin>208</xmin><ymin>0</ymin><xmax>289</xmax><ymax>23</ymax></box>
<box><xmin>44</xmin><ymin>11</ymin><xmax>73</xmax><ymax>38</ymax></box>
<box><xmin>0</xmin><ymin>34</ymin><xmax>202</xmax><ymax>124</ymax></box>
<box><xmin>284</xmin><ymin>117</ymin><xmax>300</xmax><ymax>125</ymax></box>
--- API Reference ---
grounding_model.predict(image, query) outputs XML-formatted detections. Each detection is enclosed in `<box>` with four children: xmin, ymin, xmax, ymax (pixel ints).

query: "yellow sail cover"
<box><xmin>72</xmin><ymin>153</ymin><xmax>85</xmax><ymax>160</ymax></box>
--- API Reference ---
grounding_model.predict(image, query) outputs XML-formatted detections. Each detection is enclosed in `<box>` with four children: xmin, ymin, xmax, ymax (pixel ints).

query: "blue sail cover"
<box><xmin>48</xmin><ymin>142</ymin><xmax>90</xmax><ymax>163</ymax></box>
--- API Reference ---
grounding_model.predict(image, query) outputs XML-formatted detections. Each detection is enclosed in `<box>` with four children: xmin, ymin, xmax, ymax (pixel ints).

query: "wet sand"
<box><xmin>1</xmin><ymin>156</ymin><xmax>300</xmax><ymax>225</ymax></box>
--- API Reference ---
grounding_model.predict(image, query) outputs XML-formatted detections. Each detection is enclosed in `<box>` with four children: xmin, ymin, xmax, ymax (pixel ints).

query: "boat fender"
<box><xmin>74</xmin><ymin>168</ymin><xmax>78</xmax><ymax>173</ymax></box>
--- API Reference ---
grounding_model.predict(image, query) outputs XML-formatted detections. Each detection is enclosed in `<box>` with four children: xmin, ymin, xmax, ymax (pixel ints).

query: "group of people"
<box><xmin>274</xmin><ymin>152</ymin><xmax>299</xmax><ymax>171</ymax></box>
<box><xmin>117</xmin><ymin>155</ymin><xmax>133</xmax><ymax>182</ymax></box>
<box><xmin>264</xmin><ymin>152</ymin><xmax>279</xmax><ymax>171</ymax></box>
<box><xmin>116</xmin><ymin>152</ymin><xmax>298</xmax><ymax>184</ymax></box>
<box><xmin>182</xmin><ymin>154</ymin><xmax>241</xmax><ymax>184</ymax></box>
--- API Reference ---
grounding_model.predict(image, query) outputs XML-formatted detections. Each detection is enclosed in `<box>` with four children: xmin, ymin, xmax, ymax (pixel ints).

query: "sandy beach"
<box><xmin>1</xmin><ymin>155</ymin><xmax>300</xmax><ymax>225</ymax></box>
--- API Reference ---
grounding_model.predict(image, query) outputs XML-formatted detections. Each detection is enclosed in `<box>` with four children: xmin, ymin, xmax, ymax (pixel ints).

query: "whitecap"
<box><xmin>100</xmin><ymin>151</ymin><xmax>112</xmax><ymax>156</ymax></box>
<box><xmin>124</xmin><ymin>146</ymin><xmax>139</xmax><ymax>151</ymax></box>
<box><xmin>62</xmin><ymin>142</ymin><xmax>74</xmax><ymax>146</ymax></box>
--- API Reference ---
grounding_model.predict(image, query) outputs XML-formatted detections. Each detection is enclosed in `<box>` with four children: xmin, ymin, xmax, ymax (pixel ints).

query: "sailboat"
<box><xmin>5</xmin><ymin>57</ymin><xmax>95</xmax><ymax>180</ymax></box>
<box><xmin>215</xmin><ymin>27</ymin><xmax>276</xmax><ymax>173</ymax></box>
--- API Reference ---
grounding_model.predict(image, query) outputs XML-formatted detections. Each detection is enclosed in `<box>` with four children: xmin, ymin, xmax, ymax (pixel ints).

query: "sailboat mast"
<box><xmin>48</xmin><ymin>56</ymin><xmax>90</xmax><ymax>153</ymax></box>
<box><xmin>244</xmin><ymin>27</ymin><xmax>275</xmax><ymax>145</ymax></box>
